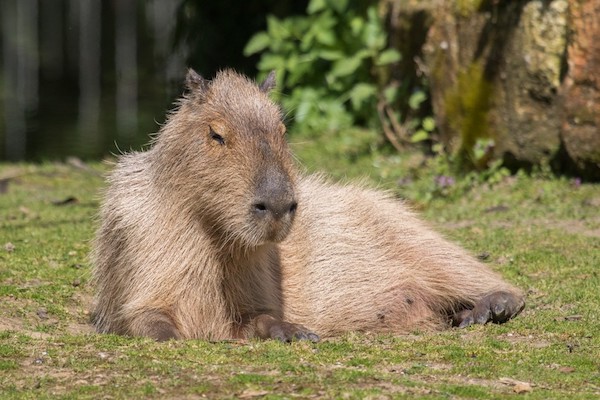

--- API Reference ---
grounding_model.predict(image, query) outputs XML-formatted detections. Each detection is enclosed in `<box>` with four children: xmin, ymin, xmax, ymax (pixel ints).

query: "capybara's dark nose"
<box><xmin>253</xmin><ymin>169</ymin><xmax>296</xmax><ymax>220</ymax></box>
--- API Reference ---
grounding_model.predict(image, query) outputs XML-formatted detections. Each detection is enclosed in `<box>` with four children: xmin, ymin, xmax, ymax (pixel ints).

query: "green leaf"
<box><xmin>287</xmin><ymin>61</ymin><xmax>313</xmax><ymax>86</ymax></box>
<box><xmin>411</xmin><ymin>129</ymin><xmax>430</xmax><ymax>143</ymax></box>
<box><xmin>257</xmin><ymin>54</ymin><xmax>286</xmax><ymax>71</ymax></box>
<box><xmin>316</xmin><ymin>29</ymin><xmax>336</xmax><ymax>46</ymax></box>
<box><xmin>311</xmin><ymin>12</ymin><xmax>336</xmax><ymax>46</ymax></box>
<box><xmin>319</xmin><ymin>50</ymin><xmax>344</xmax><ymax>61</ymax></box>
<box><xmin>408</xmin><ymin>91</ymin><xmax>427</xmax><ymax>110</ymax></box>
<box><xmin>350</xmin><ymin>16</ymin><xmax>364</xmax><ymax>36</ymax></box>
<box><xmin>376</xmin><ymin>49</ymin><xmax>401</xmax><ymax>66</ymax></box>
<box><xmin>294</xmin><ymin>88</ymin><xmax>320</xmax><ymax>123</ymax></box>
<box><xmin>286</xmin><ymin>54</ymin><xmax>315</xmax><ymax>86</ymax></box>
<box><xmin>327</xmin><ymin>0</ymin><xmax>349</xmax><ymax>14</ymax></box>
<box><xmin>330</xmin><ymin>55</ymin><xmax>363</xmax><ymax>78</ymax></box>
<box><xmin>422</xmin><ymin>116</ymin><xmax>436</xmax><ymax>132</ymax></box>
<box><xmin>363</xmin><ymin>7</ymin><xmax>385</xmax><ymax>50</ymax></box>
<box><xmin>266</xmin><ymin>15</ymin><xmax>289</xmax><ymax>41</ymax></box>
<box><xmin>383</xmin><ymin>86</ymin><xmax>398</xmax><ymax>103</ymax></box>
<box><xmin>243</xmin><ymin>32</ymin><xmax>271</xmax><ymax>56</ymax></box>
<box><xmin>348</xmin><ymin>83</ymin><xmax>377</xmax><ymax>110</ymax></box>
<box><xmin>307</xmin><ymin>0</ymin><xmax>326</xmax><ymax>14</ymax></box>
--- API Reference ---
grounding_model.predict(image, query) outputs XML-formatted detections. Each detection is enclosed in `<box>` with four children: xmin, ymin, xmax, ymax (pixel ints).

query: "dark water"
<box><xmin>0</xmin><ymin>0</ymin><xmax>306</xmax><ymax>161</ymax></box>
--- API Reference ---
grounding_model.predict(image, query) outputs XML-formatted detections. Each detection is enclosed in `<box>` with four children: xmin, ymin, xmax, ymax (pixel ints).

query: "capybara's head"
<box><xmin>155</xmin><ymin>69</ymin><xmax>297</xmax><ymax>248</ymax></box>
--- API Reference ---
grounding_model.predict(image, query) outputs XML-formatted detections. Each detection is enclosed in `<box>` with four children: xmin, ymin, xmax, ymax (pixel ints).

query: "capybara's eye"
<box><xmin>209</xmin><ymin>126</ymin><xmax>225</xmax><ymax>146</ymax></box>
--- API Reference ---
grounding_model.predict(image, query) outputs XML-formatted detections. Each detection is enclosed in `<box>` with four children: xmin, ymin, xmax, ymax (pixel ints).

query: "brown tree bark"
<box><xmin>408</xmin><ymin>0</ymin><xmax>600</xmax><ymax>177</ymax></box>
<box><xmin>560</xmin><ymin>0</ymin><xmax>600</xmax><ymax>178</ymax></box>
<box><xmin>422</xmin><ymin>0</ymin><xmax>570</xmax><ymax>170</ymax></box>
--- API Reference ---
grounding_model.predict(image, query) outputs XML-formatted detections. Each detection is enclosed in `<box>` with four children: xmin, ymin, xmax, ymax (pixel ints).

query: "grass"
<box><xmin>1</xmin><ymin>132</ymin><xmax>599</xmax><ymax>399</ymax></box>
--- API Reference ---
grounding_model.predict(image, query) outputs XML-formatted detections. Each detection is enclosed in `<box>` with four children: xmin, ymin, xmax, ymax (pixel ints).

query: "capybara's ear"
<box><xmin>259</xmin><ymin>70</ymin><xmax>276</xmax><ymax>93</ymax></box>
<box><xmin>186</xmin><ymin>68</ymin><xmax>208</xmax><ymax>93</ymax></box>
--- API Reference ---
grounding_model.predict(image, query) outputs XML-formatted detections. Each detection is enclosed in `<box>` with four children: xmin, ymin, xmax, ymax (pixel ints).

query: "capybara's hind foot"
<box><xmin>453</xmin><ymin>291</ymin><xmax>525</xmax><ymax>328</ymax></box>
<box><xmin>249</xmin><ymin>314</ymin><xmax>320</xmax><ymax>343</ymax></box>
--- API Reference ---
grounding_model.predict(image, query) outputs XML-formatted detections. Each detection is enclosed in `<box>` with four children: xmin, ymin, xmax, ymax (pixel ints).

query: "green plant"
<box><xmin>375</xmin><ymin>84</ymin><xmax>436</xmax><ymax>151</ymax></box>
<box><xmin>406</xmin><ymin>91</ymin><xmax>437</xmax><ymax>144</ymax></box>
<box><xmin>244</xmin><ymin>0</ymin><xmax>401</xmax><ymax>134</ymax></box>
<box><xmin>405</xmin><ymin>142</ymin><xmax>512</xmax><ymax>204</ymax></box>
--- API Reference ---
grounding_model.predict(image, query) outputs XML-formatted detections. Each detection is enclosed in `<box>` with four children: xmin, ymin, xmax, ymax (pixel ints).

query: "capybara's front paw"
<box><xmin>453</xmin><ymin>291</ymin><xmax>525</xmax><ymax>328</ymax></box>
<box><xmin>268</xmin><ymin>321</ymin><xmax>320</xmax><ymax>343</ymax></box>
<box><xmin>251</xmin><ymin>314</ymin><xmax>320</xmax><ymax>342</ymax></box>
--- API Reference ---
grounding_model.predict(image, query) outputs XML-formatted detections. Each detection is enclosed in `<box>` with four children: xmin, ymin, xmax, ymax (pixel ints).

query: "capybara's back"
<box><xmin>92</xmin><ymin>69</ymin><xmax>524</xmax><ymax>342</ymax></box>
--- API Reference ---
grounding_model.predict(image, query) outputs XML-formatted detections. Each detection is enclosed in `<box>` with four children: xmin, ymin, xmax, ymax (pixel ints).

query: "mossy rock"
<box><xmin>422</xmin><ymin>0</ymin><xmax>576</xmax><ymax>172</ymax></box>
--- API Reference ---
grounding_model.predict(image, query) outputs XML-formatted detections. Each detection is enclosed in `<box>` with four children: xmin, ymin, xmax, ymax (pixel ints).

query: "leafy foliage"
<box><xmin>407</xmin><ymin>143</ymin><xmax>512</xmax><ymax>204</ymax></box>
<box><xmin>244</xmin><ymin>0</ymin><xmax>401</xmax><ymax>133</ymax></box>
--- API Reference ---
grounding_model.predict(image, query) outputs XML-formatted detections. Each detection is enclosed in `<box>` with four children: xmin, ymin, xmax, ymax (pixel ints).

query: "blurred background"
<box><xmin>0</xmin><ymin>0</ymin><xmax>599</xmax><ymax>179</ymax></box>
<box><xmin>0</xmin><ymin>0</ymin><xmax>306</xmax><ymax>160</ymax></box>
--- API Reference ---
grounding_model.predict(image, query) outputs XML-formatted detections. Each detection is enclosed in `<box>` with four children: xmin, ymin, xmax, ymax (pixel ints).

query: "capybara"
<box><xmin>91</xmin><ymin>69</ymin><xmax>525</xmax><ymax>341</ymax></box>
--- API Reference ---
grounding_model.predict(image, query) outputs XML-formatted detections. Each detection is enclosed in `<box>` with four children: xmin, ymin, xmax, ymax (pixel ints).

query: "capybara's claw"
<box><xmin>454</xmin><ymin>291</ymin><xmax>525</xmax><ymax>328</ymax></box>
<box><xmin>270</xmin><ymin>321</ymin><xmax>320</xmax><ymax>343</ymax></box>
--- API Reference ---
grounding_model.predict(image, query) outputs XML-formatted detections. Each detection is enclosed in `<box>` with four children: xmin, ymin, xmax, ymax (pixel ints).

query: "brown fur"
<box><xmin>91</xmin><ymin>69</ymin><xmax>524</xmax><ymax>341</ymax></box>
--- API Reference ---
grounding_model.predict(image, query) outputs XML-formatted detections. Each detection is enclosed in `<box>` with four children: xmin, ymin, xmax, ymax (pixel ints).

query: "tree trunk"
<box><xmin>412</xmin><ymin>0</ymin><xmax>600</xmax><ymax>178</ymax></box>
<box><xmin>560</xmin><ymin>0</ymin><xmax>600</xmax><ymax>178</ymax></box>
<box><xmin>422</xmin><ymin>0</ymin><xmax>571</xmax><ymax>171</ymax></box>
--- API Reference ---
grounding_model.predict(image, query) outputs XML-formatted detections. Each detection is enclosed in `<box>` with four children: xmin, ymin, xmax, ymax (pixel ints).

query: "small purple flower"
<box><xmin>436</xmin><ymin>175</ymin><xmax>455</xmax><ymax>188</ymax></box>
<box><xmin>571</xmin><ymin>177</ymin><xmax>581</xmax><ymax>188</ymax></box>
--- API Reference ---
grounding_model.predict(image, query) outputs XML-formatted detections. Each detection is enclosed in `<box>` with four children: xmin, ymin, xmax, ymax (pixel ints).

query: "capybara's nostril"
<box><xmin>253</xmin><ymin>203</ymin><xmax>268</xmax><ymax>213</ymax></box>
<box><xmin>289</xmin><ymin>202</ymin><xmax>298</xmax><ymax>214</ymax></box>
<box><xmin>252</xmin><ymin>200</ymin><xmax>297</xmax><ymax>219</ymax></box>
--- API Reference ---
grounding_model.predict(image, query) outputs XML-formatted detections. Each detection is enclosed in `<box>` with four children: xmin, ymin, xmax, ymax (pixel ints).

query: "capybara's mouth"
<box><xmin>256</xmin><ymin>220</ymin><xmax>293</xmax><ymax>245</ymax></box>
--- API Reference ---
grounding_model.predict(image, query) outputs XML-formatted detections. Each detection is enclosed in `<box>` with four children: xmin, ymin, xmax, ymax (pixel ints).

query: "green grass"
<box><xmin>1</xmin><ymin>135</ymin><xmax>600</xmax><ymax>398</ymax></box>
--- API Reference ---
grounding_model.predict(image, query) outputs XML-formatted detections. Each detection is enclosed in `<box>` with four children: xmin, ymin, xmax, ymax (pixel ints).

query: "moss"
<box><xmin>443</xmin><ymin>60</ymin><xmax>494</xmax><ymax>169</ymax></box>
<box><xmin>454</xmin><ymin>0</ymin><xmax>484</xmax><ymax>17</ymax></box>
